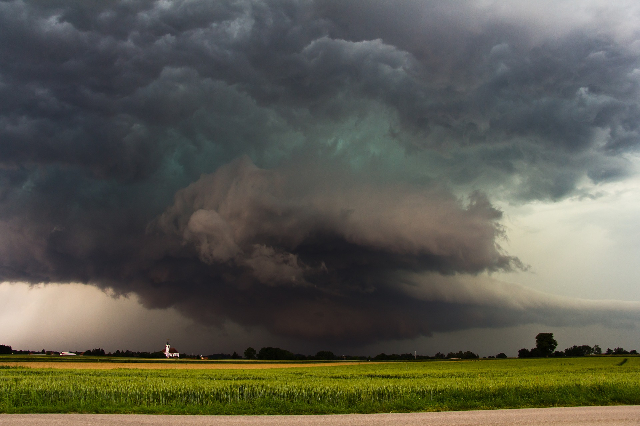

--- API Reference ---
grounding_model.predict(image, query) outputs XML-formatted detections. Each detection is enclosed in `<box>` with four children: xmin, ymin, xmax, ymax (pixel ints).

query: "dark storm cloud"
<box><xmin>1</xmin><ymin>0</ymin><xmax>639</xmax><ymax>345</ymax></box>
<box><xmin>154</xmin><ymin>156</ymin><xmax>515</xmax><ymax>282</ymax></box>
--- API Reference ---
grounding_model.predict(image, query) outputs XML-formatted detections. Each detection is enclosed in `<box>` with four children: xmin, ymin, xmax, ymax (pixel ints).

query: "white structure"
<box><xmin>164</xmin><ymin>342</ymin><xmax>179</xmax><ymax>358</ymax></box>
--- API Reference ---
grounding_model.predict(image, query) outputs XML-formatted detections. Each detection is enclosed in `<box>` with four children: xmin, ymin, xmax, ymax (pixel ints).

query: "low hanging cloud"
<box><xmin>155</xmin><ymin>156</ymin><xmax>516</xmax><ymax>279</ymax></box>
<box><xmin>0</xmin><ymin>0</ymin><xmax>640</xmax><ymax>347</ymax></box>
<box><xmin>142</xmin><ymin>157</ymin><xmax>640</xmax><ymax>343</ymax></box>
<box><xmin>131</xmin><ymin>155</ymin><xmax>518</xmax><ymax>342</ymax></box>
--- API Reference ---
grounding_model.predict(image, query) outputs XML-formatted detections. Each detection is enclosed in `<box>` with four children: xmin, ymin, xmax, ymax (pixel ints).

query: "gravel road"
<box><xmin>1</xmin><ymin>406</ymin><xmax>639</xmax><ymax>426</ymax></box>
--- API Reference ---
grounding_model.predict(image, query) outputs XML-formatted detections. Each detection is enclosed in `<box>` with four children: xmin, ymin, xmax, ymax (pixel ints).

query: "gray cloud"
<box><xmin>0</xmin><ymin>0</ymin><xmax>639</xmax><ymax>348</ymax></box>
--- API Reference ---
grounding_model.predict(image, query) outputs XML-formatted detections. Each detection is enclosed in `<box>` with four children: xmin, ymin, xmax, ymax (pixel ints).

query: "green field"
<box><xmin>1</xmin><ymin>357</ymin><xmax>638</xmax><ymax>414</ymax></box>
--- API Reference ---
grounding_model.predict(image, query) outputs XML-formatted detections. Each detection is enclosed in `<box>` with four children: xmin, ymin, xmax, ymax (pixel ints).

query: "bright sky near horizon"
<box><xmin>1</xmin><ymin>0</ymin><xmax>639</xmax><ymax>356</ymax></box>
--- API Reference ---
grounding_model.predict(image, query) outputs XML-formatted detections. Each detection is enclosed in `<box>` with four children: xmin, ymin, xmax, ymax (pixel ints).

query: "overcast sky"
<box><xmin>1</xmin><ymin>0</ymin><xmax>640</xmax><ymax>357</ymax></box>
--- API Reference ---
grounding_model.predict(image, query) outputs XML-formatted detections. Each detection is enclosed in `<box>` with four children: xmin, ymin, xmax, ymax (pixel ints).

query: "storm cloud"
<box><xmin>1</xmin><ymin>0</ymin><xmax>639</xmax><ymax>347</ymax></box>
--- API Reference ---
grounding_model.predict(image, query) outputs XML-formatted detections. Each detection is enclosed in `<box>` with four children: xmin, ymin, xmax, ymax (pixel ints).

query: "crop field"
<box><xmin>0</xmin><ymin>356</ymin><xmax>638</xmax><ymax>414</ymax></box>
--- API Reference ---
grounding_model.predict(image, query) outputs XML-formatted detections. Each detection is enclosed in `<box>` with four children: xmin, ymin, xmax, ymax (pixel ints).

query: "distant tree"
<box><xmin>535</xmin><ymin>333</ymin><xmax>558</xmax><ymax>357</ymax></box>
<box><xmin>605</xmin><ymin>348</ymin><xmax>613</xmax><ymax>355</ymax></box>
<box><xmin>518</xmin><ymin>348</ymin><xmax>531</xmax><ymax>358</ymax></box>
<box><xmin>244</xmin><ymin>347</ymin><xmax>257</xmax><ymax>360</ymax></box>
<box><xmin>593</xmin><ymin>345</ymin><xmax>602</xmax><ymax>355</ymax></box>
<box><xmin>612</xmin><ymin>347</ymin><xmax>629</xmax><ymax>355</ymax></box>
<box><xmin>206</xmin><ymin>353</ymin><xmax>232</xmax><ymax>359</ymax></box>
<box><xmin>373</xmin><ymin>353</ymin><xmax>416</xmax><ymax>361</ymax></box>
<box><xmin>84</xmin><ymin>348</ymin><xmax>105</xmax><ymax>356</ymax></box>
<box><xmin>529</xmin><ymin>347</ymin><xmax>543</xmax><ymax>357</ymax></box>
<box><xmin>113</xmin><ymin>349</ymin><xmax>137</xmax><ymax>357</ymax></box>
<box><xmin>564</xmin><ymin>345</ymin><xmax>593</xmax><ymax>357</ymax></box>
<box><xmin>0</xmin><ymin>345</ymin><xmax>11</xmax><ymax>355</ymax></box>
<box><xmin>630</xmin><ymin>350</ymin><xmax>638</xmax><ymax>355</ymax></box>
<box><xmin>257</xmin><ymin>347</ymin><xmax>296</xmax><ymax>360</ymax></box>
<box><xmin>496</xmin><ymin>353</ymin><xmax>507</xmax><ymax>359</ymax></box>
<box><xmin>444</xmin><ymin>350</ymin><xmax>478</xmax><ymax>359</ymax></box>
<box><xmin>315</xmin><ymin>351</ymin><xmax>336</xmax><ymax>360</ymax></box>
<box><xmin>434</xmin><ymin>352</ymin><xmax>446</xmax><ymax>359</ymax></box>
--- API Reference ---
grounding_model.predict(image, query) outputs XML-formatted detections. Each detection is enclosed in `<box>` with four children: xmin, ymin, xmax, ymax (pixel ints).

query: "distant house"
<box><xmin>164</xmin><ymin>342</ymin><xmax>179</xmax><ymax>358</ymax></box>
<box><xmin>60</xmin><ymin>352</ymin><xmax>76</xmax><ymax>356</ymax></box>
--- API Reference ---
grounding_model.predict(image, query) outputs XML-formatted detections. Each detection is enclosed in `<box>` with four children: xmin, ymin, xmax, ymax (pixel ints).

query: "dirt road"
<box><xmin>1</xmin><ymin>406</ymin><xmax>638</xmax><ymax>425</ymax></box>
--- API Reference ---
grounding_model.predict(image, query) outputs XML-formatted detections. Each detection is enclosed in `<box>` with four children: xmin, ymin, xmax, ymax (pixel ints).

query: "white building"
<box><xmin>164</xmin><ymin>342</ymin><xmax>179</xmax><ymax>358</ymax></box>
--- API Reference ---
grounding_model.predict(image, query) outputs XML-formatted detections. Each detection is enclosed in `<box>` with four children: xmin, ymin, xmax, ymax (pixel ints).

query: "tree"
<box><xmin>518</xmin><ymin>348</ymin><xmax>531</xmax><ymax>358</ymax></box>
<box><xmin>529</xmin><ymin>347</ymin><xmax>543</xmax><ymax>357</ymax></box>
<box><xmin>257</xmin><ymin>347</ymin><xmax>296</xmax><ymax>360</ymax></box>
<box><xmin>315</xmin><ymin>351</ymin><xmax>336</xmax><ymax>360</ymax></box>
<box><xmin>564</xmin><ymin>345</ymin><xmax>593</xmax><ymax>357</ymax></box>
<box><xmin>207</xmin><ymin>353</ymin><xmax>231</xmax><ymax>359</ymax></box>
<box><xmin>496</xmin><ymin>353</ymin><xmax>507</xmax><ymax>359</ymax></box>
<box><xmin>535</xmin><ymin>333</ymin><xmax>557</xmax><ymax>357</ymax></box>
<box><xmin>0</xmin><ymin>345</ymin><xmax>11</xmax><ymax>355</ymax></box>
<box><xmin>593</xmin><ymin>345</ymin><xmax>602</xmax><ymax>355</ymax></box>
<box><xmin>243</xmin><ymin>347</ymin><xmax>256</xmax><ymax>360</ymax></box>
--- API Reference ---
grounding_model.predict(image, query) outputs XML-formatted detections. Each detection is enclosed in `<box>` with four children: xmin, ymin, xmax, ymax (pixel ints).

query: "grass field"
<box><xmin>0</xmin><ymin>356</ymin><xmax>638</xmax><ymax>414</ymax></box>
<box><xmin>0</xmin><ymin>361</ymin><xmax>368</xmax><ymax>370</ymax></box>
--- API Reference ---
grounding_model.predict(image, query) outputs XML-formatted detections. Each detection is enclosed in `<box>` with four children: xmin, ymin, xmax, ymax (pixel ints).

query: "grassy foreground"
<box><xmin>0</xmin><ymin>357</ymin><xmax>638</xmax><ymax>414</ymax></box>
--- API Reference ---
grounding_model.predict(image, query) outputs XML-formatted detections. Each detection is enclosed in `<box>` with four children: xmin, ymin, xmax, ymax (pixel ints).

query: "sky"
<box><xmin>1</xmin><ymin>0</ymin><xmax>640</xmax><ymax>357</ymax></box>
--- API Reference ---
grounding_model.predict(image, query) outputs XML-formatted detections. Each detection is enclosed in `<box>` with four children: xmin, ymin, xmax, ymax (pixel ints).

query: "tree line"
<box><xmin>2</xmin><ymin>334</ymin><xmax>637</xmax><ymax>360</ymax></box>
<box><xmin>240</xmin><ymin>347</ymin><xmax>484</xmax><ymax>361</ymax></box>
<box><xmin>517</xmin><ymin>333</ymin><xmax>638</xmax><ymax>358</ymax></box>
